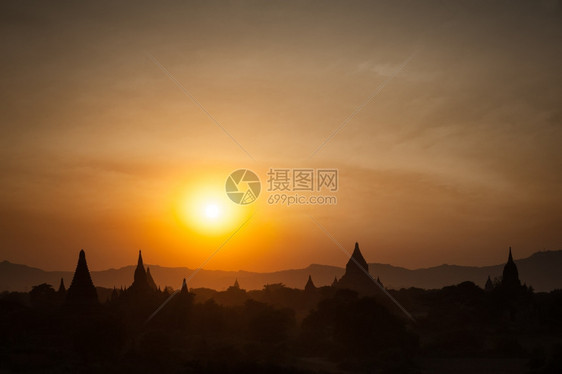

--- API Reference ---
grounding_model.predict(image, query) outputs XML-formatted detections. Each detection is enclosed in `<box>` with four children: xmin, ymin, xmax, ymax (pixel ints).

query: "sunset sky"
<box><xmin>1</xmin><ymin>0</ymin><xmax>561</xmax><ymax>273</ymax></box>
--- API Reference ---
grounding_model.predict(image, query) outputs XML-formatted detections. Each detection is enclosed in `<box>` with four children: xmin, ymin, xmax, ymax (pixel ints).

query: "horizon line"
<box><xmin>2</xmin><ymin>248</ymin><xmax>558</xmax><ymax>274</ymax></box>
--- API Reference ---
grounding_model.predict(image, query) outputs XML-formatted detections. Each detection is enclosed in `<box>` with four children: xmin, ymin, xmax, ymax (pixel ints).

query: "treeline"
<box><xmin>1</xmin><ymin>281</ymin><xmax>562</xmax><ymax>373</ymax></box>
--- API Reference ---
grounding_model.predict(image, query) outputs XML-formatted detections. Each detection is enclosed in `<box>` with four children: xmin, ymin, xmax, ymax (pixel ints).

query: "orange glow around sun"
<box><xmin>171</xmin><ymin>171</ymin><xmax>253</xmax><ymax>237</ymax></box>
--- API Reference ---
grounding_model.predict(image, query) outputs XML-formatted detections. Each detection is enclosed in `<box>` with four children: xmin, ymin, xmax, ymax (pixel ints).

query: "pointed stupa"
<box><xmin>331</xmin><ymin>276</ymin><xmax>338</xmax><ymax>287</ymax></box>
<box><xmin>501</xmin><ymin>246</ymin><xmax>521</xmax><ymax>290</ymax></box>
<box><xmin>131</xmin><ymin>250</ymin><xmax>149</xmax><ymax>291</ymax></box>
<box><xmin>347</xmin><ymin>242</ymin><xmax>369</xmax><ymax>273</ymax></box>
<box><xmin>337</xmin><ymin>242</ymin><xmax>379</xmax><ymax>296</ymax></box>
<box><xmin>180</xmin><ymin>278</ymin><xmax>188</xmax><ymax>294</ymax></box>
<box><xmin>377</xmin><ymin>277</ymin><xmax>384</xmax><ymax>287</ymax></box>
<box><xmin>304</xmin><ymin>275</ymin><xmax>317</xmax><ymax>293</ymax></box>
<box><xmin>58</xmin><ymin>278</ymin><xmax>66</xmax><ymax>294</ymax></box>
<box><xmin>66</xmin><ymin>250</ymin><xmax>98</xmax><ymax>304</ymax></box>
<box><xmin>227</xmin><ymin>278</ymin><xmax>243</xmax><ymax>292</ymax></box>
<box><xmin>146</xmin><ymin>267</ymin><xmax>157</xmax><ymax>290</ymax></box>
<box><xmin>485</xmin><ymin>275</ymin><xmax>494</xmax><ymax>291</ymax></box>
<box><xmin>336</xmin><ymin>242</ymin><xmax>414</xmax><ymax>321</ymax></box>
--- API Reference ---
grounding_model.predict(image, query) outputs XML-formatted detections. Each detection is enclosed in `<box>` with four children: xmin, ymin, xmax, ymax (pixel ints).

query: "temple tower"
<box><xmin>57</xmin><ymin>278</ymin><xmax>66</xmax><ymax>294</ymax></box>
<box><xmin>336</xmin><ymin>242</ymin><xmax>379</xmax><ymax>295</ymax></box>
<box><xmin>66</xmin><ymin>249</ymin><xmax>98</xmax><ymax>304</ymax></box>
<box><xmin>130</xmin><ymin>250</ymin><xmax>149</xmax><ymax>292</ymax></box>
<box><xmin>304</xmin><ymin>275</ymin><xmax>317</xmax><ymax>293</ymax></box>
<box><xmin>501</xmin><ymin>247</ymin><xmax>521</xmax><ymax>291</ymax></box>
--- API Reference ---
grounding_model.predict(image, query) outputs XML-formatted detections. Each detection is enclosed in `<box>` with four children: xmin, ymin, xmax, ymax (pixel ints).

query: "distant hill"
<box><xmin>1</xmin><ymin>250</ymin><xmax>561</xmax><ymax>293</ymax></box>
<box><xmin>369</xmin><ymin>250</ymin><xmax>562</xmax><ymax>291</ymax></box>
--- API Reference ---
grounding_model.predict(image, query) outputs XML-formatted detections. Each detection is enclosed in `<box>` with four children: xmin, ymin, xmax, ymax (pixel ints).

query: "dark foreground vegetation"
<box><xmin>1</xmin><ymin>282</ymin><xmax>562</xmax><ymax>374</ymax></box>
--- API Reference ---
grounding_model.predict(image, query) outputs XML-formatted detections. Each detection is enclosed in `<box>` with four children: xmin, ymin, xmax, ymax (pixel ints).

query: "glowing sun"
<box><xmin>173</xmin><ymin>175</ymin><xmax>250</xmax><ymax>236</ymax></box>
<box><xmin>204</xmin><ymin>203</ymin><xmax>221</xmax><ymax>220</ymax></box>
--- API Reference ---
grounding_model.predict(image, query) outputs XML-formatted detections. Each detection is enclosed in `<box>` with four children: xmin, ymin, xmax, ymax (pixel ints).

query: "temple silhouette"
<box><xmin>301</xmin><ymin>242</ymin><xmax>388</xmax><ymax>296</ymax></box>
<box><xmin>130</xmin><ymin>250</ymin><xmax>149</xmax><ymax>292</ymax></box>
<box><xmin>501</xmin><ymin>247</ymin><xmax>522</xmax><ymax>290</ymax></box>
<box><xmin>63</xmin><ymin>249</ymin><xmax>165</xmax><ymax>307</ymax></box>
<box><xmin>112</xmin><ymin>250</ymin><xmax>167</xmax><ymax>309</ymax></box>
<box><xmin>61</xmin><ymin>244</ymin><xmax>529</xmax><ymax>324</ymax></box>
<box><xmin>227</xmin><ymin>278</ymin><xmax>243</xmax><ymax>292</ymax></box>
<box><xmin>333</xmin><ymin>242</ymin><xmax>385</xmax><ymax>296</ymax></box>
<box><xmin>57</xmin><ymin>277</ymin><xmax>66</xmax><ymax>294</ymax></box>
<box><xmin>304</xmin><ymin>275</ymin><xmax>316</xmax><ymax>294</ymax></box>
<box><xmin>484</xmin><ymin>246</ymin><xmax>525</xmax><ymax>295</ymax></box>
<box><xmin>304</xmin><ymin>242</ymin><xmax>380</xmax><ymax>295</ymax></box>
<box><xmin>6</xmin><ymin>243</ymin><xmax>555</xmax><ymax>373</ymax></box>
<box><xmin>303</xmin><ymin>242</ymin><xmax>414</xmax><ymax>321</ymax></box>
<box><xmin>66</xmin><ymin>249</ymin><xmax>98</xmax><ymax>305</ymax></box>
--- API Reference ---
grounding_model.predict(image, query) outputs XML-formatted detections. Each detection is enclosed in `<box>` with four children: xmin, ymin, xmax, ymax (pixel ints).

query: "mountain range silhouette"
<box><xmin>1</xmin><ymin>250</ymin><xmax>561</xmax><ymax>293</ymax></box>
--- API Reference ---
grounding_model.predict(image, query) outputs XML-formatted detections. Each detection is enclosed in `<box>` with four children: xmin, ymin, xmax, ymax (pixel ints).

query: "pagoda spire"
<box><xmin>347</xmin><ymin>242</ymin><xmax>368</xmax><ymax>273</ymax></box>
<box><xmin>305</xmin><ymin>275</ymin><xmax>316</xmax><ymax>293</ymax></box>
<box><xmin>501</xmin><ymin>246</ymin><xmax>521</xmax><ymax>291</ymax></box>
<box><xmin>180</xmin><ymin>278</ymin><xmax>188</xmax><ymax>294</ymax></box>
<box><xmin>337</xmin><ymin>242</ymin><xmax>415</xmax><ymax>321</ymax></box>
<box><xmin>131</xmin><ymin>250</ymin><xmax>148</xmax><ymax>291</ymax></box>
<box><xmin>233</xmin><ymin>278</ymin><xmax>240</xmax><ymax>289</ymax></box>
<box><xmin>58</xmin><ymin>278</ymin><xmax>66</xmax><ymax>294</ymax></box>
<box><xmin>137</xmin><ymin>250</ymin><xmax>144</xmax><ymax>268</ymax></box>
<box><xmin>66</xmin><ymin>249</ymin><xmax>98</xmax><ymax>304</ymax></box>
